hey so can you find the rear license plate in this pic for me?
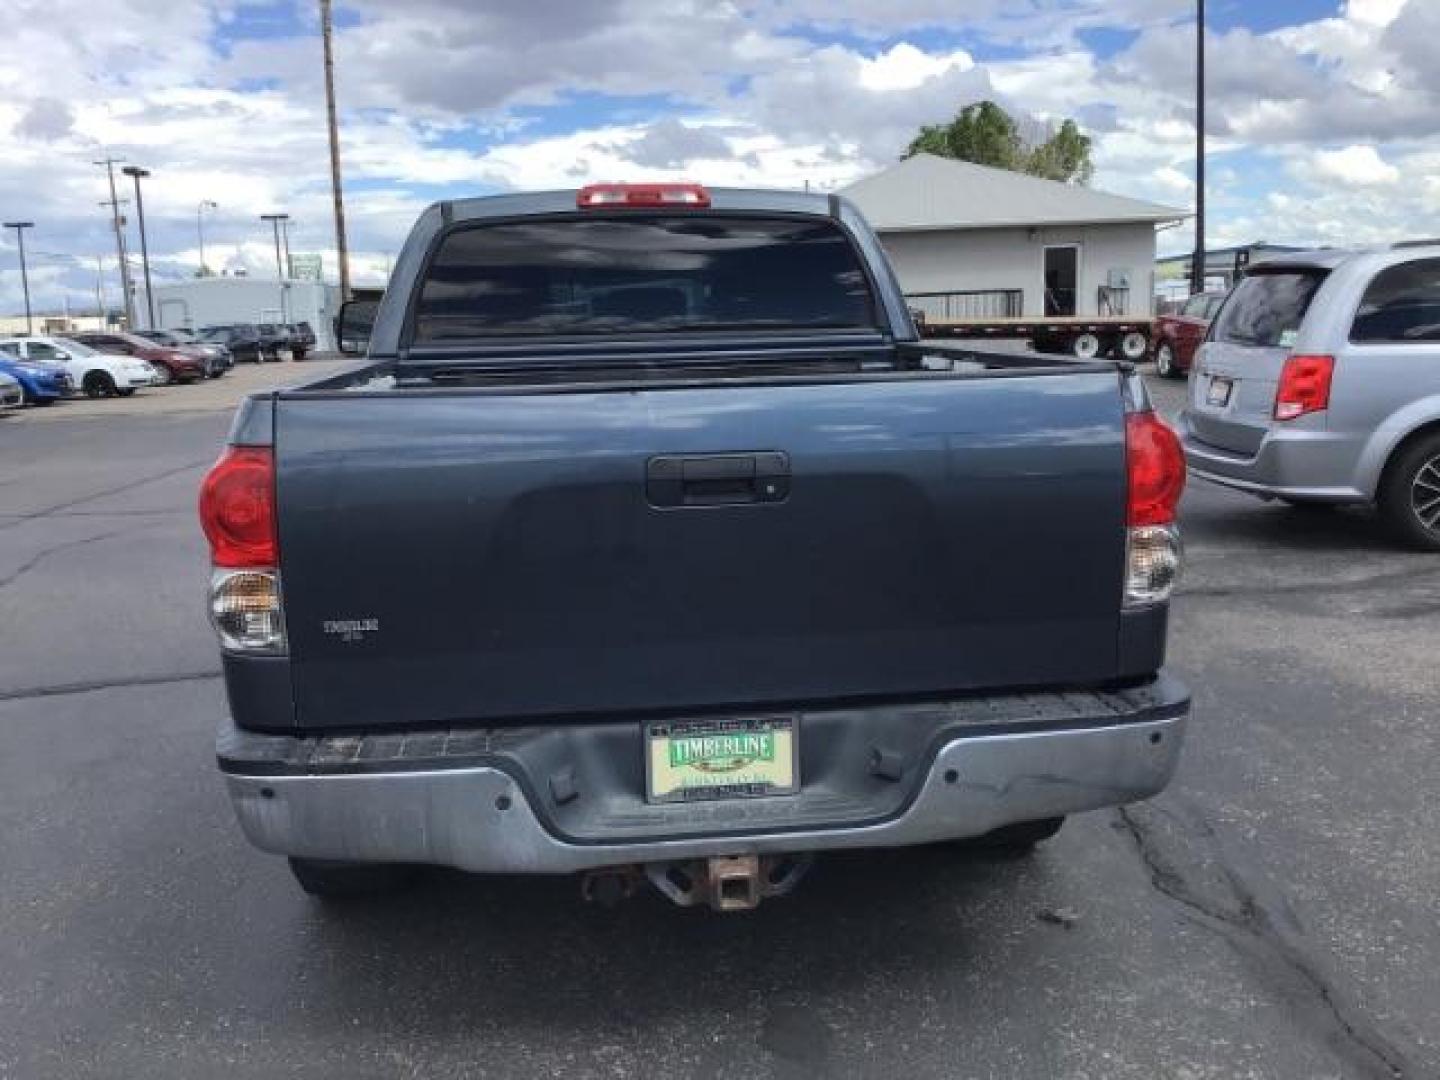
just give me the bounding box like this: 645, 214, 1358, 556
1206, 376, 1233, 407
645, 716, 799, 803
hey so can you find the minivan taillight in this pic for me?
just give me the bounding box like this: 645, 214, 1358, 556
1124, 411, 1185, 607
200, 447, 285, 652
1274, 354, 1334, 421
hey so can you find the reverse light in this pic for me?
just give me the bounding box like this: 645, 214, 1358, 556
577, 183, 711, 209
1274, 354, 1334, 421
1124, 411, 1185, 607
199, 446, 276, 568
210, 569, 286, 653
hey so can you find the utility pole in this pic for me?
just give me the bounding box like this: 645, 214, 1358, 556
261, 213, 290, 322
94, 156, 135, 326
122, 166, 155, 328
197, 199, 217, 276
1191, 0, 1206, 296
320, 0, 351, 298
3, 222, 34, 334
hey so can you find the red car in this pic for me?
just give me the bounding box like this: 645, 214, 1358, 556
1152, 291, 1227, 379
69, 331, 207, 384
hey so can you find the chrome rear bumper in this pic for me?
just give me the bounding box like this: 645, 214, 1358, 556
221, 680, 1188, 873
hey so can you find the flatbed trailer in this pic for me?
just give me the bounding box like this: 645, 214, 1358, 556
916, 314, 1153, 361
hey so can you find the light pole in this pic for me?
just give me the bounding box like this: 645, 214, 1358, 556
1191, 0, 1206, 296
95, 157, 136, 327
3, 221, 34, 335
281, 217, 293, 278
197, 199, 218, 277
260, 212, 290, 322
320, 0, 351, 298
122, 166, 155, 328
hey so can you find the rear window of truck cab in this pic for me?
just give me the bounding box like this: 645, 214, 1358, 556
411, 216, 877, 341
1211, 270, 1327, 348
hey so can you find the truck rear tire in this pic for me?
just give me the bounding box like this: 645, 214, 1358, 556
287, 857, 417, 899
1117, 331, 1149, 362
1071, 333, 1103, 360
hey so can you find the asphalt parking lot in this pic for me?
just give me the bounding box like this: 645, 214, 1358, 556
1, 365, 1436, 1079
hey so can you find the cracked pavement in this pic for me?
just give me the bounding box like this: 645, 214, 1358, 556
0, 374, 1436, 1078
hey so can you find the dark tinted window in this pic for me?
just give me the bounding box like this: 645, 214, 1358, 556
413, 215, 875, 341
1351, 259, 1440, 343
1212, 271, 1326, 347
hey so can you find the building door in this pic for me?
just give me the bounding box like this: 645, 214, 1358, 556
1044, 246, 1079, 317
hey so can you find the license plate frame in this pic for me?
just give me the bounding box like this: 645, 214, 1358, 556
1206, 376, 1234, 408
644, 715, 800, 804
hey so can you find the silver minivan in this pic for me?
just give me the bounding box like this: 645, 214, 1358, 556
1179, 244, 1440, 549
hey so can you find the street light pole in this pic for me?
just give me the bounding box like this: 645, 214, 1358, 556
320, 0, 352, 298
260, 213, 290, 322
281, 217, 293, 278
3, 222, 34, 334
122, 166, 155, 329
1191, 0, 1206, 296
95, 157, 136, 327
197, 200, 218, 277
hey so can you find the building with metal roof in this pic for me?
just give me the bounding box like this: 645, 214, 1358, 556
841, 153, 1187, 320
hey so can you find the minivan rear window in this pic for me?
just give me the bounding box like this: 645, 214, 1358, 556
1210, 271, 1327, 348
412, 216, 876, 341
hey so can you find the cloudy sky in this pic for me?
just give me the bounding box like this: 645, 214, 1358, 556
0, 0, 1435, 314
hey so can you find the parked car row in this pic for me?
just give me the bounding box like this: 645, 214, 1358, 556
0, 320, 322, 414
0, 330, 216, 409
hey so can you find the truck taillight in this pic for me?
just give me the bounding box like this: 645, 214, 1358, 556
577, 183, 711, 209
1126, 412, 1185, 527
1274, 354, 1333, 421
200, 446, 276, 568
200, 447, 285, 652
1124, 411, 1184, 607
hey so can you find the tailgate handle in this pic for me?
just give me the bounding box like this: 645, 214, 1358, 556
646, 453, 790, 508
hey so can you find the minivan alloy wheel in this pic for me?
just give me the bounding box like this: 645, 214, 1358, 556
1411, 455, 1440, 532
1379, 432, 1440, 551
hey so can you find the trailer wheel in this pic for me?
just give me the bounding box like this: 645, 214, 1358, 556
1117, 331, 1149, 362
1071, 332, 1103, 360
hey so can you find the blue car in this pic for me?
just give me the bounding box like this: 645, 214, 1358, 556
0, 349, 71, 405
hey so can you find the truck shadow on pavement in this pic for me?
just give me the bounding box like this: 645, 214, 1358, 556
289, 844, 1050, 1045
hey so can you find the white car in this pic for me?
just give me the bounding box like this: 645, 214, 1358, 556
0, 371, 22, 411
0, 335, 158, 398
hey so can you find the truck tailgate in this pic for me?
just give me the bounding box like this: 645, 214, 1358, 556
274, 372, 1126, 730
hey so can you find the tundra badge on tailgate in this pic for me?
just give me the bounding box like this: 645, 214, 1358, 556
323, 618, 379, 643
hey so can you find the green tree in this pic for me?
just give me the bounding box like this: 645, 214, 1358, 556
905, 101, 1093, 185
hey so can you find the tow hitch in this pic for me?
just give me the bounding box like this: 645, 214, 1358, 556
583, 854, 814, 911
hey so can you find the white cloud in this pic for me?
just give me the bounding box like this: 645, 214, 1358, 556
1311, 145, 1400, 186
856, 43, 973, 91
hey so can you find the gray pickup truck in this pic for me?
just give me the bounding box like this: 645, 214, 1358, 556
203, 183, 1190, 911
